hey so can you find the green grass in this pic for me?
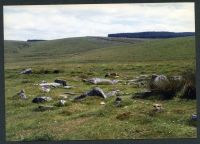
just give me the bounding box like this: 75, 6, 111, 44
4, 36, 196, 141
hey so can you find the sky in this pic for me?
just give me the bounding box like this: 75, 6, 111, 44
3, 3, 195, 41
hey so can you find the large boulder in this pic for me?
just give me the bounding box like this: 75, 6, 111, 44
149, 74, 170, 92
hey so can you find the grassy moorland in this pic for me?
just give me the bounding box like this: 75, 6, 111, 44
4, 36, 196, 141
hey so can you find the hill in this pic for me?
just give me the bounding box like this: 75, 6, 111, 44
4, 36, 146, 64
4, 36, 195, 65
108, 32, 195, 39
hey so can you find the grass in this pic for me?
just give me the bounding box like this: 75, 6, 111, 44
4, 36, 197, 141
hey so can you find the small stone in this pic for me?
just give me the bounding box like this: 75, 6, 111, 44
191, 114, 197, 121
58, 100, 66, 106
153, 103, 163, 112
17, 89, 27, 99
40, 85, 50, 92
63, 86, 74, 89
100, 101, 106, 105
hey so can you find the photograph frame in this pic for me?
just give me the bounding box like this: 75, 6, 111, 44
0, 0, 199, 143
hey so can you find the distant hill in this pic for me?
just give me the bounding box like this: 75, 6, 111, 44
4, 36, 195, 65
108, 32, 195, 39
27, 39, 47, 42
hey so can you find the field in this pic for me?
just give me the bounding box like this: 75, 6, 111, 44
4, 36, 197, 141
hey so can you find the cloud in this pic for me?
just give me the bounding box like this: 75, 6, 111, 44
3, 3, 195, 40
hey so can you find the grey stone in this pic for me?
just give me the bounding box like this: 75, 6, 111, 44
54, 79, 67, 86
191, 114, 197, 121
32, 96, 52, 103
20, 68, 32, 74
17, 89, 27, 99
149, 74, 170, 91
39, 82, 61, 88
83, 78, 118, 85
58, 100, 66, 106
74, 87, 107, 100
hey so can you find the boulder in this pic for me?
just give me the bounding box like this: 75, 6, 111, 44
54, 79, 67, 86
57, 100, 66, 106
149, 74, 170, 91
114, 96, 122, 107
83, 78, 118, 85
17, 89, 27, 99
40, 85, 50, 92
32, 96, 52, 103
20, 68, 32, 74
153, 103, 164, 112
191, 114, 197, 121
39, 82, 61, 88
74, 87, 107, 100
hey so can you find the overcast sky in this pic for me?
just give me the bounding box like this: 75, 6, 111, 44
3, 3, 195, 41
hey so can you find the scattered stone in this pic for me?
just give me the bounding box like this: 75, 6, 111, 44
32, 96, 52, 103
115, 96, 122, 107
64, 86, 74, 89
191, 114, 197, 121
57, 100, 66, 106
40, 85, 50, 92
17, 89, 27, 99
54, 79, 67, 86
83, 78, 119, 85
153, 103, 164, 112
74, 87, 107, 100
37, 105, 54, 111
20, 68, 32, 74
100, 101, 106, 105
39, 82, 61, 88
